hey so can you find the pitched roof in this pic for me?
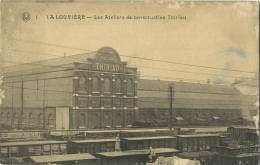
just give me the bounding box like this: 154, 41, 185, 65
3, 52, 96, 75
137, 79, 243, 109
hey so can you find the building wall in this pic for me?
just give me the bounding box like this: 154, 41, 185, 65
0, 69, 74, 129
71, 62, 138, 129
136, 108, 242, 126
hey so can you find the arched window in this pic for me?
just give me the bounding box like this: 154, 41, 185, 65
126, 79, 133, 95
115, 79, 121, 93
92, 77, 99, 92
103, 78, 111, 93
79, 76, 86, 91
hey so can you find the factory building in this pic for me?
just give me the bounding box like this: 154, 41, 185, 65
0, 47, 256, 130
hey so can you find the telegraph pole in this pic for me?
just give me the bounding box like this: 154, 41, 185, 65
169, 85, 174, 131
18, 80, 24, 129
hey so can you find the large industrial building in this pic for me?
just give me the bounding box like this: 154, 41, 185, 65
0, 47, 257, 130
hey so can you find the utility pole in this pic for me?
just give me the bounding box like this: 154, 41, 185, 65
19, 80, 24, 129
169, 85, 174, 131
43, 80, 46, 129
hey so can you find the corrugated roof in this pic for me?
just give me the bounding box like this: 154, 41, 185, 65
30, 153, 97, 163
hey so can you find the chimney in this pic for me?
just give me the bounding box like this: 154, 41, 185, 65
207, 79, 211, 84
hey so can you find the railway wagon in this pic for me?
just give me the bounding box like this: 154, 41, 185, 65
96, 148, 179, 165
68, 139, 116, 154
215, 145, 259, 165
227, 126, 258, 141
176, 134, 221, 165
121, 136, 176, 150
0, 140, 67, 158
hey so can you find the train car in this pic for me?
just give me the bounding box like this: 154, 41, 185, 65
215, 145, 259, 165
95, 148, 179, 165
121, 136, 176, 150
0, 140, 67, 158
68, 139, 116, 154
227, 126, 257, 141
176, 134, 221, 165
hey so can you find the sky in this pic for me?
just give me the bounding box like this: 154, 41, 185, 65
0, 1, 259, 85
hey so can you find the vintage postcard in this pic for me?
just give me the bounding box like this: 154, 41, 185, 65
0, 1, 259, 165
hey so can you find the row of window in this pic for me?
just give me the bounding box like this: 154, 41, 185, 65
78, 110, 135, 128
77, 97, 136, 108
0, 112, 54, 127
77, 76, 135, 94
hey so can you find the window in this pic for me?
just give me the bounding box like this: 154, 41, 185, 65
47, 114, 54, 127
103, 78, 111, 93
28, 113, 33, 126
115, 79, 121, 93
78, 97, 88, 107
102, 98, 112, 108
114, 98, 121, 107
0, 112, 3, 123
125, 99, 134, 108
91, 98, 100, 108
38, 113, 43, 128
79, 113, 86, 127
7, 113, 10, 122
92, 77, 100, 92
79, 76, 86, 92
13, 113, 18, 126
126, 79, 134, 95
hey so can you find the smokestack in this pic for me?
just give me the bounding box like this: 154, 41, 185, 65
207, 79, 211, 84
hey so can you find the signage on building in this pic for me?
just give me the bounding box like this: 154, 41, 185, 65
94, 63, 123, 72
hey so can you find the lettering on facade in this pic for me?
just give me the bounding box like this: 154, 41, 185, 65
94, 63, 123, 72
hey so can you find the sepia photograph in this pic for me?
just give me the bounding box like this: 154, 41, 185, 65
0, 1, 259, 165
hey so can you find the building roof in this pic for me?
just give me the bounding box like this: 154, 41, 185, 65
71, 138, 116, 144
137, 79, 243, 109
138, 79, 240, 95
0, 140, 67, 147
122, 136, 176, 141
3, 52, 95, 77
3, 47, 127, 77
30, 153, 97, 163
178, 151, 218, 158
176, 134, 220, 138
235, 152, 259, 158
96, 148, 179, 157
